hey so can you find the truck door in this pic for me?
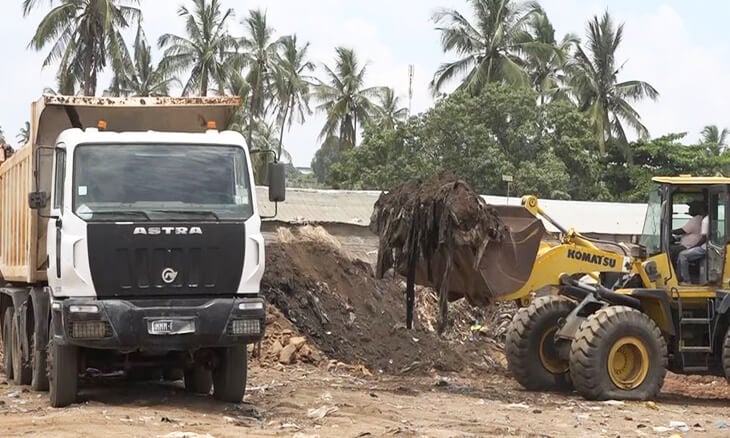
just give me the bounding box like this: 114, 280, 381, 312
706, 186, 727, 285
47, 145, 66, 284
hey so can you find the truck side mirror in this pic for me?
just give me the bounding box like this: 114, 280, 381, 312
28, 191, 48, 210
268, 161, 286, 203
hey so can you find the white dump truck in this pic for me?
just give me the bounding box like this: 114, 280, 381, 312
0, 95, 285, 407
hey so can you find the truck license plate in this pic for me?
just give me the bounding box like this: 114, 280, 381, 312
148, 319, 195, 335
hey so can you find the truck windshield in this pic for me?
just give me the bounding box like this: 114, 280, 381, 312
638, 184, 662, 256
73, 144, 253, 221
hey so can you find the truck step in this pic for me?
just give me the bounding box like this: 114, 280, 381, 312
680, 318, 711, 325
679, 346, 712, 353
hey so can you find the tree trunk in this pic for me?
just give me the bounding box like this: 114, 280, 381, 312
201, 72, 208, 97
277, 91, 293, 159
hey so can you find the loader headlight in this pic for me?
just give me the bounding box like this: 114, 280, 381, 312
70, 320, 112, 338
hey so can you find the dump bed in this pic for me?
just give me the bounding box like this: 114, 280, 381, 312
0, 95, 241, 284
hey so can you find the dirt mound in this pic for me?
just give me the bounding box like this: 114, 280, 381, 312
261, 226, 507, 375
369, 171, 507, 332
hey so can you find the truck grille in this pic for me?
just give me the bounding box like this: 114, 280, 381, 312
87, 222, 245, 298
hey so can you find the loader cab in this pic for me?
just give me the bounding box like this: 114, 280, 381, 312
641, 176, 730, 287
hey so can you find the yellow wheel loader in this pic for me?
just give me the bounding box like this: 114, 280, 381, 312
492, 176, 730, 401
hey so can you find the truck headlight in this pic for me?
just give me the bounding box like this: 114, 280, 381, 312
238, 301, 264, 311
70, 321, 112, 338
69, 304, 99, 313
228, 319, 260, 335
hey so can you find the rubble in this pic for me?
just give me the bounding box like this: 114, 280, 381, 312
260, 225, 508, 375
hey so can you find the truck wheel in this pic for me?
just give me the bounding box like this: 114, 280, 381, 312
212, 347, 247, 403
569, 306, 667, 401
505, 296, 574, 391
11, 313, 32, 385
47, 338, 79, 407
184, 366, 212, 394
31, 329, 49, 391
3, 308, 14, 381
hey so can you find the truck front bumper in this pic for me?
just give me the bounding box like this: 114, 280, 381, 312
50, 296, 266, 352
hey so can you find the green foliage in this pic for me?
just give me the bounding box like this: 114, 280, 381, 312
327, 120, 438, 189
326, 83, 604, 199
606, 133, 730, 202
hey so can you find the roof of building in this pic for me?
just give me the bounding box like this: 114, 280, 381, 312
256, 187, 651, 236
652, 176, 730, 185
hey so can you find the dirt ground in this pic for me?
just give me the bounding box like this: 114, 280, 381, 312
2, 226, 730, 437
1, 367, 730, 437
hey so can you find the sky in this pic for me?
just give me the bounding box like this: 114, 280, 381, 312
2, 1, 730, 167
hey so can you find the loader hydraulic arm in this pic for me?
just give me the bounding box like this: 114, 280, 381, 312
489, 195, 639, 303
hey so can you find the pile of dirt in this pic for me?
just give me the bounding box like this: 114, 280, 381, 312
261, 226, 507, 375
369, 171, 507, 332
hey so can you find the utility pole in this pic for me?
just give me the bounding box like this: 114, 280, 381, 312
502, 174, 513, 204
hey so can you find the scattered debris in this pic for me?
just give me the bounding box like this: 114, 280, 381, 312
307, 405, 338, 420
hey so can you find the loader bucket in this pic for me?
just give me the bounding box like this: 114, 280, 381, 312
478, 205, 545, 298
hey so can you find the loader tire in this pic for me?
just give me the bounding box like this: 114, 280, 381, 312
505, 296, 574, 392
721, 326, 730, 383
569, 306, 667, 401
3, 308, 14, 380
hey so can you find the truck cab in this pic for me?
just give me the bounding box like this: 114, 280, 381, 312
0, 95, 285, 407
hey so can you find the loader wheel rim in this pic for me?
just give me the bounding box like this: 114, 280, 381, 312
539, 327, 569, 374
608, 336, 649, 390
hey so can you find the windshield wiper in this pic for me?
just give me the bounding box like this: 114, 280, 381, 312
86, 210, 151, 220
150, 210, 221, 221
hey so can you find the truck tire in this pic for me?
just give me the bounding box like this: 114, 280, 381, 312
11, 314, 32, 385
505, 296, 575, 392
184, 366, 212, 394
3, 308, 14, 381
569, 306, 667, 401
212, 347, 247, 403
31, 329, 49, 391
47, 338, 79, 407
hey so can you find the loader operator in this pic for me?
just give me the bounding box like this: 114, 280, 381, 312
671, 200, 708, 284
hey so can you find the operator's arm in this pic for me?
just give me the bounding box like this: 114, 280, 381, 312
697, 216, 709, 246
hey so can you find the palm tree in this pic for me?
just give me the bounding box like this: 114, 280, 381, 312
700, 125, 730, 156
430, 0, 543, 96
158, 0, 236, 96
23, 0, 142, 96
272, 35, 314, 157
515, 13, 578, 104
236, 9, 282, 150
106, 25, 179, 97
568, 11, 659, 158
17, 122, 31, 145
314, 47, 385, 150
372, 88, 408, 130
